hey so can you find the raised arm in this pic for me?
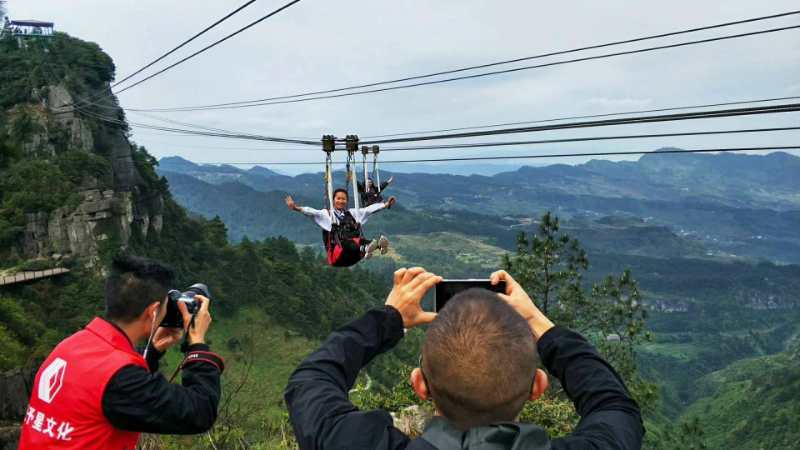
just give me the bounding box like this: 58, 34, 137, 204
286, 195, 332, 231
284, 268, 440, 450
351, 196, 396, 224
285, 195, 303, 212
490, 270, 644, 450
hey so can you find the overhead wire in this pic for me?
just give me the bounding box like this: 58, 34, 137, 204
363, 95, 800, 139
378, 127, 800, 151
180, 146, 800, 165
361, 102, 800, 145
128, 110, 318, 143
111, 0, 262, 89
113, 0, 303, 96
70, 104, 319, 145
125, 14, 800, 112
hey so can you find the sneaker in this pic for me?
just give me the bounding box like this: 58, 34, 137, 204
364, 240, 380, 259
378, 236, 390, 255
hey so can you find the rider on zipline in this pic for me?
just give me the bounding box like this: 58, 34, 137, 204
357, 176, 394, 207
285, 189, 396, 267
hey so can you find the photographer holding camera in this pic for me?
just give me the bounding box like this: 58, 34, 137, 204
18, 255, 224, 450
285, 267, 643, 450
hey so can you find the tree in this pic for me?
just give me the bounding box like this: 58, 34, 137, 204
501, 212, 588, 324
503, 211, 657, 419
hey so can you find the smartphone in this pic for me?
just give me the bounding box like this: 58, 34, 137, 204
435, 279, 507, 312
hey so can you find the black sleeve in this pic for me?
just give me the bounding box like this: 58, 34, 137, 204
357, 180, 365, 192
284, 306, 411, 450
102, 344, 223, 435
541, 327, 644, 450
380, 180, 390, 190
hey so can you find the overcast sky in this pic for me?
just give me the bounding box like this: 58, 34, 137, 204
9, 0, 800, 174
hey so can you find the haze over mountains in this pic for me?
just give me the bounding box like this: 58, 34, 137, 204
158, 150, 800, 264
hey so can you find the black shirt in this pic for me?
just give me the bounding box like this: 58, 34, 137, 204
284, 306, 644, 450
100, 321, 222, 435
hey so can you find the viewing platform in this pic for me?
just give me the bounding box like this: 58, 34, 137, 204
0, 268, 70, 286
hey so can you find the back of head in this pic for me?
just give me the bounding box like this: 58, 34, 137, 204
422, 288, 537, 430
104, 255, 175, 324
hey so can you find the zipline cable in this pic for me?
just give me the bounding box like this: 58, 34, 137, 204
71, 104, 318, 145
378, 127, 800, 151
113, 0, 303, 96
361, 102, 800, 145
181, 146, 800, 165
363, 95, 800, 139
111, 0, 262, 89
128, 110, 318, 143
127, 18, 800, 112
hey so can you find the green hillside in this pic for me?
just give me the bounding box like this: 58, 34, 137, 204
680, 339, 800, 450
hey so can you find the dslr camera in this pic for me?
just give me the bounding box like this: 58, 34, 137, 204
160, 283, 210, 328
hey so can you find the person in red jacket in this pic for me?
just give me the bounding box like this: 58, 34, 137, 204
18, 255, 224, 450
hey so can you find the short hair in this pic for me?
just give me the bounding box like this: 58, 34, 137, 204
104, 255, 175, 323
422, 288, 538, 430
333, 188, 348, 199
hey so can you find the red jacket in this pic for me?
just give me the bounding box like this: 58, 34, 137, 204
18, 318, 148, 450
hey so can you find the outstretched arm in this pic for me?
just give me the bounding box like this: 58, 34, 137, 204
285, 195, 303, 212
286, 196, 332, 231
351, 196, 396, 224
491, 270, 644, 450
284, 268, 440, 450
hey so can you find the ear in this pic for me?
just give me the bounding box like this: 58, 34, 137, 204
143, 301, 161, 321
410, 368, 430, 401
529, 369, 549, 401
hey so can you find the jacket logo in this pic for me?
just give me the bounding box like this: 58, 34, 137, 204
38, 358, 67, 404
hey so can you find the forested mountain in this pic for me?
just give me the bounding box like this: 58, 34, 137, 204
159, 153, 800, 264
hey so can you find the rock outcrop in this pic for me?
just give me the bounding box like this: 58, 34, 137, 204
17, 85, 164, 265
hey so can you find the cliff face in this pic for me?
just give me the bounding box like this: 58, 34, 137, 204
1, 46, 164, 266
14, 85, 163, 265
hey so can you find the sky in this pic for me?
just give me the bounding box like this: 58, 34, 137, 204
8, 0, 800, 175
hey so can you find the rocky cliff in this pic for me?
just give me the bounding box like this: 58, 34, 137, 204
0, 34, 164, 267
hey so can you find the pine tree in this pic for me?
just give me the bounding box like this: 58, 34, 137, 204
503, 211, 658, 419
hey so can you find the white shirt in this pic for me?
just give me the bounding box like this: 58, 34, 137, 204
300, 202, 386, 232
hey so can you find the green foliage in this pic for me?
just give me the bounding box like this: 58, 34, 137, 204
679, 345, 800, 450
501, 212, 588, 320
502, 211, 658, 428
517, 393, 579, 439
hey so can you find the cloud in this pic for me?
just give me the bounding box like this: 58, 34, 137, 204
9, 0, 800, 171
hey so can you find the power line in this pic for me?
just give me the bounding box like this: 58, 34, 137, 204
378, 127, 800, 151
180, 146, 800, 165
113, 0, 303, 96
362, 102, 800, 145
363, 95, 800, 139
126, 15, 800, 112
111, 0, 261, 89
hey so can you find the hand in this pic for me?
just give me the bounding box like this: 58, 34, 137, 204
386, 176, 394, 185
385, 267, 441, 328
385, 196, 397, 209
490, 270, 554, 340
285, 196, 299, 211
187, 295, 212, 345
152, 326, 184, 353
